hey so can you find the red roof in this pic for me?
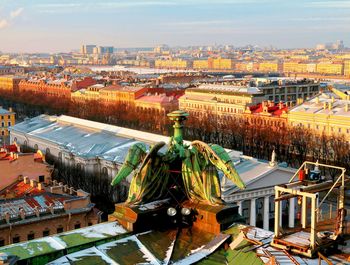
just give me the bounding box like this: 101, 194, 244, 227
0, 181, 44, 199
249, 102, 288, 117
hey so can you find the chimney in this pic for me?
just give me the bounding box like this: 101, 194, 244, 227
9, 107, 13, 112
23, 176, 29, 184
328, 102, 333, 110
37, 183, 43, 191
323, 102, 327, 109
19, 208, 25, 220
315, 97, 320, 104
34, 206, 40, 217
30, 179, 37, 188
49, 203, 54, 214
279, 101, 283, 110
4, 212, 10, 224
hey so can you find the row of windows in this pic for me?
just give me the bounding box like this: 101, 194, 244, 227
0, 115, 12, 120
293, 122, 350, 134
0, 227, 62, 246
1, 121, 11, 127
182, 103, 244, 114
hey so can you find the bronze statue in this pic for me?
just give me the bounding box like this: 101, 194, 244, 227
111, 110, 246, 205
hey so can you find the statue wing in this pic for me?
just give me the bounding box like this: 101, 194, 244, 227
136, 141, 166, 175
191, 140, 246, 190
111, 142, 147, 186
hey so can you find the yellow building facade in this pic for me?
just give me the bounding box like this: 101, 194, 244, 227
0, 107, 15, 137
178, 84, 265, 116
211, 58, 233, 70
316, 62, 344, 75
0, 76, 22, 93
344, 60, 350, 77
259, 61, 280, 72
286, 91, 350, 140
155, 59, 188, 69
193, 60, 209, 69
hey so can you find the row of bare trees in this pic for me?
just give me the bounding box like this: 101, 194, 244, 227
1, 89, 350, 174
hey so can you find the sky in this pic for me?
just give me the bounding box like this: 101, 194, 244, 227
0, 0, 350, 53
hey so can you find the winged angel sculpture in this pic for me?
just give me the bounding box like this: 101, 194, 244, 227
111, 111, 246, 206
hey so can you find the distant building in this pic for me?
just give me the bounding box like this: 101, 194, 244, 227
286, 90, 350, 140
244, 100, 288, 129
316, 62, 344, 75
178, 84, 265, 116
0, 66, 25, 76
99, 85, 148, 105
343, 60, 350, 77
71, 84, 105, 102
0, 75, 23, 93
18, 79, 72, 99
81, 44, 96, 54
135, 94, 178, 114
155, 59, 190, 69
258, 61, 281, 72
255, 78, 320, 103
0, 107, 15, 138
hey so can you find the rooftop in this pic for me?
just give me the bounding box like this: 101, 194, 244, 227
0, 107, 14, 115
189, 84, 263, 95
289, 92, 350, 117
10, 115, 172, 163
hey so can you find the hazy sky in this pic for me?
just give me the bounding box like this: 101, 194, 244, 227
0, 0, 350, 53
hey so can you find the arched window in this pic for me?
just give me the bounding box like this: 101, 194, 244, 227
101, 167, 108, 177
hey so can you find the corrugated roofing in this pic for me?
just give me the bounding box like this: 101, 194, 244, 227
10, 115, 173, 163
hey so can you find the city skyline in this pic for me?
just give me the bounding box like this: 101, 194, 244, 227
0, 0, 350, 53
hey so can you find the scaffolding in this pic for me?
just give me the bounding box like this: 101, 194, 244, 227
271, 161, 348, 258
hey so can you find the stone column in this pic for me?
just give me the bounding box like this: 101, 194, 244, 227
250, 198, 256, 226
288, 197, 295, 228
237, 201, 243, 216
263, 196, 270, 230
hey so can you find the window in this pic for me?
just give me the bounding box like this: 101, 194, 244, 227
39, 175, 45, 182
57, 227, 64, 234
0, 238, 4, 247
43, 229, 50, 237
74, 223, 81, 229
12, 236, 20, 243
8, 121, 11, 127
88, 222, 93, 226
27, 232, 35, 241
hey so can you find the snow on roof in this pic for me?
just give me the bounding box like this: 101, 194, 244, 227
0, 221, 127, 260
193, 84, 263, 95
290, 92, 350, 117
11, 115, 173, 163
